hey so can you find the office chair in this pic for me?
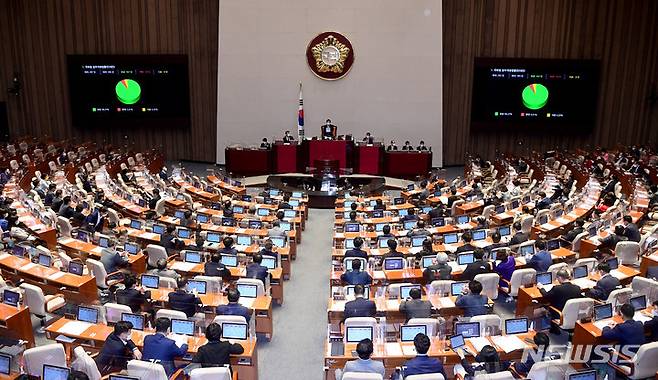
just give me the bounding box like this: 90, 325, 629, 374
23, 344, 66, 377
474, 273, 500, 300
607, 342, 658, 379
189, 366, 235, 380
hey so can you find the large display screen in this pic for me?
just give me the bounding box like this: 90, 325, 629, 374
471, 58, 599, 131
67, 55, 190, 128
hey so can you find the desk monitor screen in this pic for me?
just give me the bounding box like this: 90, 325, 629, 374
38, 254, 52, 267
284, 210, 296, 219
588, 225, 597, 237
171, 319, 195, 336
394, 197, 405, 205
279, 221, 292, 231
456, 215, 470, 225
555, 209, 564, 218
121, 313, 145, 330
222, 322, 248, 340
289, 201, 300, 209
421, 256, 435, 269
372, 210, 384, 218
345, 286, 369, 299
449, 334, 465, 350
400, 285, 422, 299
130, 219, 142, 230
538, 215, 548, 225
522, 195, 531, 204
606, 257, 619, 270
185, 251, 202, 264
398, 209, 408, 217
375, 223, 386, 232
152, 224, 166, 235
403, 221, 417, 231
455, 322, 480, 338
630, 295, 647, 311
431, 217, 445, 227
241, 195, 252, 202
369, 200, 378, 207
0, 354, 10, 375
573, 265, 588, 279
177, 228, 191, 239
400, 325, 426, 342
411, 236, 426, 247
451, 282, 469, 296
99, 236, 110, 248
77, 230, 90, 242
12, 245, 26, 257
546, 239, 561, 251
249, 220, 263, 229
345, 223, 360, 233
594, 303, 613, 321
78, 306, 99, 324
3, 290, 19, 307
43, 364, 70, 380
196, 214, 209, 224
343, 211, 352, 219
237, 235, 251, 246
269, 189, 280, 197
498, 226, 511, 237
378, 238, 390, 248
257, 208, 270, 216
292, 191, 303, 198
221, 217, 235, 226
407, 184, 415, 191
232, 206, 244, 214
271, 236, 285, 248
174, 210, 185, 219
141, 274, 159, 289
457, 253, 475, 266
68, 261, 84, 276
472, 229, 487, 241
384, 258, 404, 271
505, 317, 529, 335
124, 242, 139, 255
495, 205, 506, 215
137, 198, 146, 208
176, 194, 186, 201
345, 239, 355, 249
187, 280, 207, 294
221, 254, 238, 267
422, 207, 432, 214
261, 256, 276, 270
344, 258, 361, 271
536, 272, 553, 285
264, 197, 274, 205
237, 283, 258, 298
519, 244, 535, 256
568, 370, 597, 380
346, 326, 373, 343
511, 200, 520, 209
444, 233, 459, 244
207, 232, 221, 243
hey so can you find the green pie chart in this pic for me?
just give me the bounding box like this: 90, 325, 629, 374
522, 83, 549, 110
115, 79, 141, 105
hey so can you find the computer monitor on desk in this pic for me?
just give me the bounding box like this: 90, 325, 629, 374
505, 317, 529, 335
451, 281, 469, 296
455, 321, 480, 338
568, 370, 597, 380
68, 261, 84, 275
222, 322, 248, 340
43, 364, 70, 380
121, 313, 145, 330
593, 303, 613, 321
3, 290, 19, 307
383, 258, 404, 271
400, 325, 426, 342
141, 274, 159, 289
171, 319, 195, 336
0, 354, 10, 375
346, 326, 373, 343
400, 284, 422, 299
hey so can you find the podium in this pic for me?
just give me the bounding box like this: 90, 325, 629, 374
355, 144, 384, 175
273, 142, 299, 173
305, 139, 353, 170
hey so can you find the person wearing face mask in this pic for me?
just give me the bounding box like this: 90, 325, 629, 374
321, 118, 337, 140
282, 130, 294, 143
95, 321, 142, 374
416, 140, 428, 151
386, 140, 398, 151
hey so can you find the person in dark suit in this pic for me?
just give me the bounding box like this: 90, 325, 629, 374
379, 224, 394, 240
455, 232, 476, 254
84, 206, 105, 233
43, 184, 56, 206
58, 196, 75, 218
509, 222, 529, 246
148, 188, 161, 210
373, 199, 387, 211
259, 138, 271, 149
192, 323, 244, 370
345, 237, 368, 259
160, 224, 179, 254
535, 191, 552, 210
219, 236, 238, 256
423, 252, 452, 282
114, 274, 150, 313
402, 333, 447, 379
386, 140, 398, 151
168, 279, 202, 318
341, 259, 372, 286
95, 321, 142, 375
282, 130, 294, 143
622, 215, 641, 242
100, 248, 129, 274
399, 288, 432, 320
602, 303, 646, 355
245, 254, 269, 285
461, 249, 491, 281
321, 119, 337, 139
456, 344, 511, 379
599, 225, 627, 254
538, 269, 582, 319
446, 187, 460, 208
402, 141, 413, 151
645, 300, 658, 343
216, 288, 252, 323
428, 202, 446, 220
401, 208, 420, 223
455, 280, 489, 317
142, 317, 188, 376
344, 284, 376, 319
416, 141, 428, 151
562, 219, 586, 242
204, 253, 231, 279
259, 240, 278, 261
511, 332, 557, 377
587, 262, 620, 300
526, 239, 552, 273
383, 239, 403, 260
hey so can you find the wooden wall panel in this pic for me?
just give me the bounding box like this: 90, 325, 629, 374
0, 0, 218, 162
443, 0, 658, 165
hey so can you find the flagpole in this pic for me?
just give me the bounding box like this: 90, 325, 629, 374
297, 82, 305, 141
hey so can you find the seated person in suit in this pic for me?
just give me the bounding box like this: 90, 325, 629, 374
246, 254, 269, 285
386, 140, 398, 151
455, 280, 489, 317
423, 252, 452, 282
341, 259, 372, 286
645, 300, 658, 342
379, 224, 394, 239
415, 238, 435, 262
407, 220, 431, 238
204, 253, 231, 279
374, 198, 387, 211
401, 208, 419, 222
383, 239, 403, 260
259, 239, 278, 260
344, 284, 376, 319
486, 231, 507, 254
461, 248, 491, 281
399, 287, 433, 320
282, 130, 294, 143
538, 269, 582, 320
114, 274, 150, 313
192, 323, 244, 370
100, 247, 129, 274
587, 262, 620, 301
216, 288, 252, 323
268, 221, 287, 237
602, 303, 646, 355
335, 338, 385, 380
259, 138, 270, 149
344, 211, 359, 226
402, 141, 413, 151
511, 332, 557, 377
455, 232, 476, 254
219, 236, 238, 255
598, 225, 627, 255
149, 258, 182, 281
526, 239, 552, 272
402, 333, 447, 379
562, 219, 586, 242
180, 210, 195, 228
142, 317, 188, 376
428, 202, 447, 220
168, 279, 203, 318
416, 140, 428, 151
160, 224, 181, 254
95, 321, 142, 374
509, 221, 529, 245
362, 132, 374, 144
345, 237, 368, 259
494, 250, 516, 288
446, 187, 460, 208
455, 344, 511, 379
535, 191, 552, 210
321, 119, 337, 139
278, 193, 293, 210
622, 215, 641, 242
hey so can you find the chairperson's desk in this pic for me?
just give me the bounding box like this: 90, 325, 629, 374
46, 318, 259, 380
0, 303, 34, 348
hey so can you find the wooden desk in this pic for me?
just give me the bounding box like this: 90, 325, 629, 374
172, 177, 221, 203
11, 201, 57, 249
641, 253, 658, 276
0, 253, 98, 305
455, 201, 485, 215
0, 303, 34, 348
206, 175, 246, 196
46, 318, 259, 380
58, 237, 147, 274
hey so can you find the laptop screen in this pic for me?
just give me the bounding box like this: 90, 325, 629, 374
457, 253, 475, 265
283, 210, 296, 218
398, 209, 408, 216
375, 223, 386, 232
630, 295, 647, 311
121, 313, 145, 330
152, 224, 166, 235
249, 220, 263, 229
495, 205, 506, 214
505, 317, 529, 335
384, 258, 404, 270
606, 257, 619, 270
43, 365, 70, 380
141, 274, 159, 289
171, 319, 195, 335
568, 370, 597, 380
222, 322, 248, 340
546, 239, 561, 251
3, 290, 19, 307
232, 206, 244, 214
400, 325, 427, 342
444, 233, 459, 244
431, 218, 445, 227
573, 265, 588, 279
0, 354, 10, 375
536, 272, 552, 285
124, 242, 139, 255
77, 306, 99, 324
451, 282, 469, 296
455, 322, 480, 338
394, 197, 405, 205
345, 223, 360, 233
411, 236, 426, 247
279, 221, 291, 231
345, 239, 355, 249
346, 326, 373, 343
345, 286, 370, 299
421, 256, 435, 269
257, 208, 270, 216
472, 229, 486, 241
77, 230, 89, 242
187, 280, 207, 294
38, 254, 52, 267
207, 232, 221, 243
221, 254, 238, 267
594, 303, 613, 321
177, 228, 191, 239
185, 251, 202, 263
237, 235, 251, 246
261, 256, 276, 270
99, 236, 110, 248
449, 334, 465, 350
400, 285, 422, 299
68, 261, 84, 275
498, 226, 511, 236
456, 215, 470, 224
403, 221, 417, 230
292, 192, 303, 198
511, 200, 520, 209
372, 210, 384, 218
196, 214, 209, 223
519, 244, 535, 256
174, 210, 186, 219
237, 283, 258, 298
221, 217, 235, 226
130, 219, 142, 230
271, 237, 285, 248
